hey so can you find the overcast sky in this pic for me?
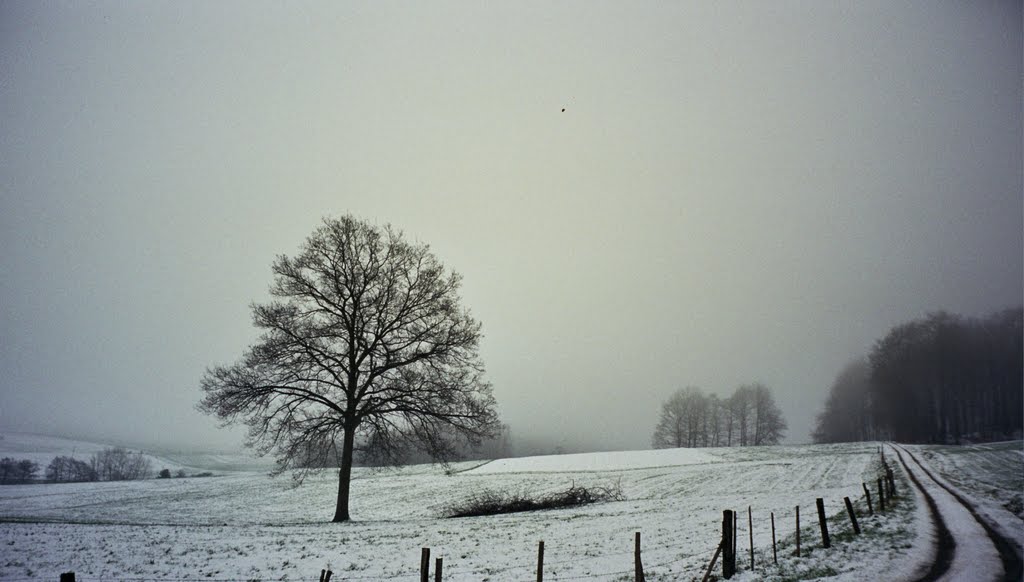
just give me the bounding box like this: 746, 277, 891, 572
1, 2, 1021, 454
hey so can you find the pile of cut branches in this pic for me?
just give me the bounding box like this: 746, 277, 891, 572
446, 481, 623, 518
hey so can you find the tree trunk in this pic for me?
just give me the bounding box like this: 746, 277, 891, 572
332, 425, 356, 522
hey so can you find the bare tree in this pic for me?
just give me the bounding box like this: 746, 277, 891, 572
730, 386, 755, 446
705, 394, 724, 447
653, 388, 684, 448
0, 458, 39, 484
90, 447, 152, 481
652, 387, 709, 448
653, 385, 785, 449
750, 383, 787, 445
45, 456, 97, 483
199, 215, 499, 522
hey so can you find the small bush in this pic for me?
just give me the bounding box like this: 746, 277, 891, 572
446, 481, 623, 518
158, 468, 172, 479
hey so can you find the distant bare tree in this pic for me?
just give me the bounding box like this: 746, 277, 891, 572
652, 390, 685, 448
730, 386, 755, 446
45, 456, 97, 483
0, 458, 39, 484
199, 215, 499, 522
751, 383, 787, 445
652, 387, 708, 448
653, 384, 786, 449
90, 447, 151, 481
705, 394, 724, 447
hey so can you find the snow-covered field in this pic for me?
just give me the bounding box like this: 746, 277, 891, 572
0, 434, 1017, 581
912, 441, 1024, 572
917, 441, 1024, 522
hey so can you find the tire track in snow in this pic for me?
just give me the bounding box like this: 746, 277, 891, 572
893, 444, 1022, 582
892, 446, 956, 581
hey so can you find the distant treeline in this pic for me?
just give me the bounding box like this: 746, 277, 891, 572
652, 383, 787, 448
813, 307, 1023, 444
0, 458, 39, 484
0, 447, 153, 484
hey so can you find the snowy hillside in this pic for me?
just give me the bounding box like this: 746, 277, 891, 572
467, 446, 720, 474
0, 432, 269, 474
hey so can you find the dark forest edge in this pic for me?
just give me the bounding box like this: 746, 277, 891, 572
813, 307, 1022, 444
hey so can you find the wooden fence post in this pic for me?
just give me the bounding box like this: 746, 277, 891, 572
733, 510, 738, 562
320, 569, 326, 582
60, 574, 75, 582
862, 483, 874, 515
878, 478, 886, 511
747, 506, 754, 570
420, 548, 430, 582
537, 540, 544, 582
702, 542, 723, 582
435, 557, 443, 582
634, 531, 645, 582
887, 468, 897, 497
795, 505, 801, 558
771, 511, 777, 564
844, 497, 861, 534
816, 498, 831, 548
723, 510, 735, 579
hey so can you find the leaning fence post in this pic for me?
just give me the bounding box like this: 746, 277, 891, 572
862, 483, 874, 515
771, 511, 777, 564
702, 542, 723, 582
320, 569, 327, 582
324, 571, 333, 582
723, 510, 735, 579
816, 498, 831, 548
634, 531, 645, 582
795, 505, 801, 557
537, 540, 544, 582
420, 548, 430, 582
435, 557, 443, 582
878, 478, 886, 511
844, 496, 861, 534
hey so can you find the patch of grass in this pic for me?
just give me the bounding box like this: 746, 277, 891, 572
445, 481, 624, 518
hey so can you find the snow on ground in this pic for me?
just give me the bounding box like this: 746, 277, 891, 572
467, 447, 721, 474
0, 440, 942, 581
906, 442, 1024, 578
897, 447, 1002, 582
914, 441, 1024, 550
